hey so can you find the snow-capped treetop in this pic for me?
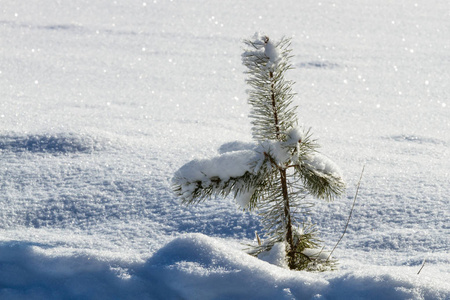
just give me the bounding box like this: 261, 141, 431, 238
241, 32, 284, 72
242, 34, 297, 142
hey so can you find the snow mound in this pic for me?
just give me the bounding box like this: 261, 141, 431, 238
0, 234, 448, 300
138, 233, 329, 299
139, 234, 449, 300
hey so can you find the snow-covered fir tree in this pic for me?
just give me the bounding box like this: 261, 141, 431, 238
172, 33, 345, 271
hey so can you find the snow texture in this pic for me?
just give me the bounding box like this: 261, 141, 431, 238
0, 0, 449, 299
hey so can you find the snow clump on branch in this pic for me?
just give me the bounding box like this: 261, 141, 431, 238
241, 32, 284, 71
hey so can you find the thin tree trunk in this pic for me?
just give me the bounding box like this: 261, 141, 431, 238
269, 67, 295, 269
280, 168, 295, 269
270, 71, 280, 140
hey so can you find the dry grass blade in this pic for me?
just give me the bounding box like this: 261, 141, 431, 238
327, 165, 365, 262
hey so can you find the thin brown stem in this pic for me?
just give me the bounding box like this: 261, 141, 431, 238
266, 45, 295, 268
280, 168, 295, 269
269, 71, 280, 140
264, 152, 279, 169
417, 259, 426, 275
263, 152, 295, 269
327, 165, 365, 262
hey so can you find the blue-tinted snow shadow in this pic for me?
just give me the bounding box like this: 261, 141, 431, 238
0, 241, 177, 300
0, 133, 105, 155
297, 60, 341, 70
156, 197, 263, 240
386, 134, 447, 146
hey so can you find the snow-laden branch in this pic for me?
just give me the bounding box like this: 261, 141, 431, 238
295, 152, 346, 201
173, 127, 344, 208
172, 149, 267, 206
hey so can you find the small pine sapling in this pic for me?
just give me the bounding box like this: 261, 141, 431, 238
172, 33, 345, 271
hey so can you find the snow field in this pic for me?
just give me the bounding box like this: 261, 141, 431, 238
0, 0, 449, 299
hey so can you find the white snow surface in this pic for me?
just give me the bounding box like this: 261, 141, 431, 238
1, 0, 449, 299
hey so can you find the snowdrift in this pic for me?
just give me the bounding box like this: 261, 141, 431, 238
1, 234, 448, 300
